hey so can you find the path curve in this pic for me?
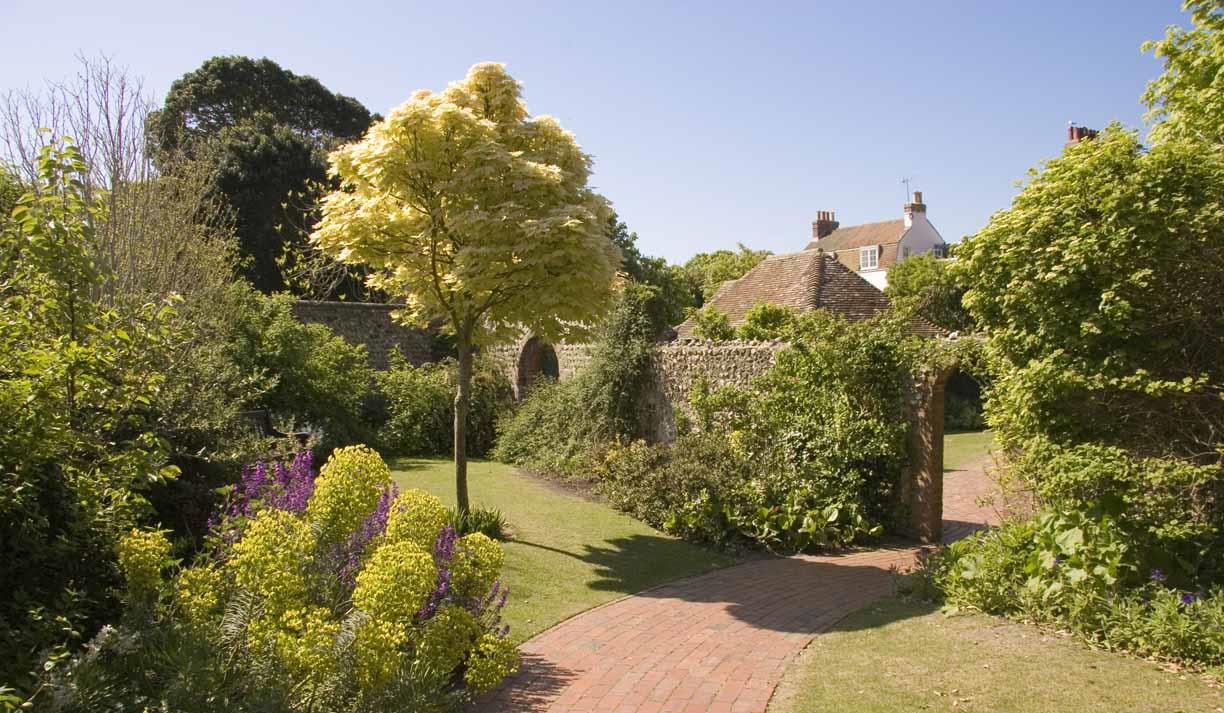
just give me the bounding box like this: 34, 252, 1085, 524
477, 461, 1001, 713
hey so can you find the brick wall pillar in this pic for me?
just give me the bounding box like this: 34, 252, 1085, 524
900, 367, 953, 543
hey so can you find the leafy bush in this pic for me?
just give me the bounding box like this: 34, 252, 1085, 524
943, 77, 1224, 669
494, 283, 662, 477
735, 302, 798, 341
684, 304, 735, 340
0, 141, 183, 688
25, 446, 519, 711
933, 506, 1224, 670
376, 354, 513, 457
737, 311, 918, 527
226, 288, 376, 450
592, 310, 920, 552
595, 433, 878, 551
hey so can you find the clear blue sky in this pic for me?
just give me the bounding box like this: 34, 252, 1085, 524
3, 0, 1188, 263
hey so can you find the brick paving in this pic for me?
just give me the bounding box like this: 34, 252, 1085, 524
476, 461, 1001, 713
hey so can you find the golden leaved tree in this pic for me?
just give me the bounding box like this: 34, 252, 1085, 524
312, 63, 619, 512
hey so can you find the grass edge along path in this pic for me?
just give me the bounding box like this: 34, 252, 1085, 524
390, 458, 738, 642
767, 597, 1223, 713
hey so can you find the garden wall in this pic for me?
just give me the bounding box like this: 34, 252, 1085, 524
290, 300, 434, 370
639, 339, 786, 442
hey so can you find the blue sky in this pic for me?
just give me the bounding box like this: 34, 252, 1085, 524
3, 1, 1188, 263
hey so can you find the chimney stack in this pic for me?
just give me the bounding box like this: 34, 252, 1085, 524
812, 210, 839, 241
903, 191, 926, 227
1066, 124, 1099, 146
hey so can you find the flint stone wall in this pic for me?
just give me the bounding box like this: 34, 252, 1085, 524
640, 339, 787, 442
290, 301, 433, 370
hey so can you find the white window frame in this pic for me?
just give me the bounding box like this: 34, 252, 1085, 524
859, 245, 879, 270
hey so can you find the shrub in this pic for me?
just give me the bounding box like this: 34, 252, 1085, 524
593, 308, 915, 553
492, 377, 595, 477
495, 283, 662, 477
0, 141, 183, 688
684, 304, 735, 340
735, 302, 798, 341
24, 445, 518, 712
226, 288, 376, 450
596, 430, 881, 552
934, 506, 1224, 670
376, 353, 513, 457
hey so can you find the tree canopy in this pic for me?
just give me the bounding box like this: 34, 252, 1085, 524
683, 243, 771, 301
604, 213, 699, 326
959, 124, 1224, 459
150, 56, 375, 293
884, 253, 973, 333
149, 56, 372, 153
1143, 0, 1224, 145
311, 62, 619, 511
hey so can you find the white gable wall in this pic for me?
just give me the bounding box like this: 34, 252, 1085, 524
897, 213, 946, 260
867, 213, 947, 291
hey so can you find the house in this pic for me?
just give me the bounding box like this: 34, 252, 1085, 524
807, 191, 947, 290
673, 247, 942, 338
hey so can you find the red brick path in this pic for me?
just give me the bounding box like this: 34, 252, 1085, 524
476, 461, 1001, 713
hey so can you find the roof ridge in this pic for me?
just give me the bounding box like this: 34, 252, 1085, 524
807, 252, 826, 309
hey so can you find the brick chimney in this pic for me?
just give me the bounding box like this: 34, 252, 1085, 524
903, 191, 926, 228
1066, 124, 1098, 146
812, 210, 839, 241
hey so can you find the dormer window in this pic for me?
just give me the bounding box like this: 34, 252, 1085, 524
859, 245, 879, 270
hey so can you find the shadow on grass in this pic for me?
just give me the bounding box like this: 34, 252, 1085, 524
515, 534, 730, 596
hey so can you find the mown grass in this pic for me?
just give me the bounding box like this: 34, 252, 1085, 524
769, 597, 1222, 713
944, 429, 995, 472
390, 458, 738, 642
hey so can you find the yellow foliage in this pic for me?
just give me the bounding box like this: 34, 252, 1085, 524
116, 528, 172, 596
464, 633, 520, 695
307, 444, 391, 544
310, 62, 618, 345
229, 509, 312, 614
383, 488, 448, 550
451, 532, 504, 600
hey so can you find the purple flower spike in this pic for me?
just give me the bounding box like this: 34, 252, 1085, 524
1149, 568, 1167, 583
1181, 593, 1198, 606
433, 525, 458, 563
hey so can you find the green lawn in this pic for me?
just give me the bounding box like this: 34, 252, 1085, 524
390, 458, 737, 642
944, 429, 995, 471
769, 598, 1223, 713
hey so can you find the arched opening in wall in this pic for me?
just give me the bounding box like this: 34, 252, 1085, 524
517, 337, 560, 397
944, 369, 986, 433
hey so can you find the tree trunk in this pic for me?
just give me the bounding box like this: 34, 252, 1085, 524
454, 328, 473, 516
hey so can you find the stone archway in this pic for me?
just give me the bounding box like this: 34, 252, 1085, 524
516, 336, 560, 398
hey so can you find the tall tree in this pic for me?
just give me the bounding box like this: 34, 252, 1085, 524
1143, 0, 1224, 145
312, 63, 619, 513
150, 56, 374, 293
604, 213, 699, 327
683, 243, 771, 302
959, 125, 1224, 459
884, 252, 973, 333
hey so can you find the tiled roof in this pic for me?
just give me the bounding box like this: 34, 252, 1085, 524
675, 251, 944, 338
805, 219, 907, 252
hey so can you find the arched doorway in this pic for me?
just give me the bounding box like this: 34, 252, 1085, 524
516, 336, 560, 398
